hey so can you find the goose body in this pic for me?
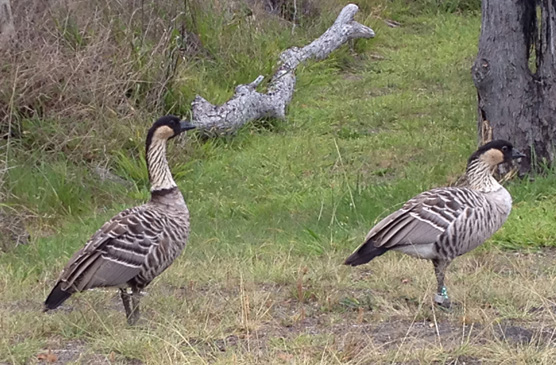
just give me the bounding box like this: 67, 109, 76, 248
345, 140, 525, 306
365, 187, 512, 261
44, 115, 195, 324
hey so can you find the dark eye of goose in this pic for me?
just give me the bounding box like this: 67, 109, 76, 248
501, 146, 508, 152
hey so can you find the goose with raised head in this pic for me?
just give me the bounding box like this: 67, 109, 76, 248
44, 115, 196, 325
344, 140, 526, 307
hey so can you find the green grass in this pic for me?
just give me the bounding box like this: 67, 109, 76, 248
1, 2, 556, 364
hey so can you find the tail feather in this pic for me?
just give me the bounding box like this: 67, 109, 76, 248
44, 282, 73, 311
344, 241, 389, 266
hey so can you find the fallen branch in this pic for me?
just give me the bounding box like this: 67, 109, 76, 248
192, 3, 375, 136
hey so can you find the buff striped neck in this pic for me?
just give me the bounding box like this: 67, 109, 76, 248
146, 138, 176, 192
465, 158, 502, 193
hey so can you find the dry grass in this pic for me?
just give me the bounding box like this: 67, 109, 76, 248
0, 0, 192, 163
3, 248, 556, 363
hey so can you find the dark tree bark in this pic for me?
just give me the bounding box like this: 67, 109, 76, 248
472, 0, 556, 173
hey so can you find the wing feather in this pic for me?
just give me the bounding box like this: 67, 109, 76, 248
55, 206, 160, 292
373, 189, 466, 248
345, 187, 489, 266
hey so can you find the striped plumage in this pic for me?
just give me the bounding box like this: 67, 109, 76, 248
44, 115, 195, 324
344, 140, 526, 307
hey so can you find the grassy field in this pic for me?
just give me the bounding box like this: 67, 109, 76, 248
2, 1, 556, 364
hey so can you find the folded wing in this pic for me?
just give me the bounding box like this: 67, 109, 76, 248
345, 188, 468, 266
45, 206, 163, 310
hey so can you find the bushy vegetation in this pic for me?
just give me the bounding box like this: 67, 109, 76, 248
0, 0, 366, 224
0, 0, 484, 223
2, 0, 556, 363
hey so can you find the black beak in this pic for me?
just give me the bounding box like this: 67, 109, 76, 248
179, 120, 196, 131
512, 148, 526, 159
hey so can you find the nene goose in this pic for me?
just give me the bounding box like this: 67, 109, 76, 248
344, 140, 526, 307
44, 115, 195, 325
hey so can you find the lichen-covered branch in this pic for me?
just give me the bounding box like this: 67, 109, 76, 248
192, 4, 375, 136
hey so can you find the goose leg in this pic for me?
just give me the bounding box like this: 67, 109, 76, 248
119, 288, 133, 320
127, 287, 141, 326
432, 259, 451, 308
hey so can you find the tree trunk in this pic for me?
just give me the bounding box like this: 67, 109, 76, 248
472, 0, 556, 173
0, 0, 14, 48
